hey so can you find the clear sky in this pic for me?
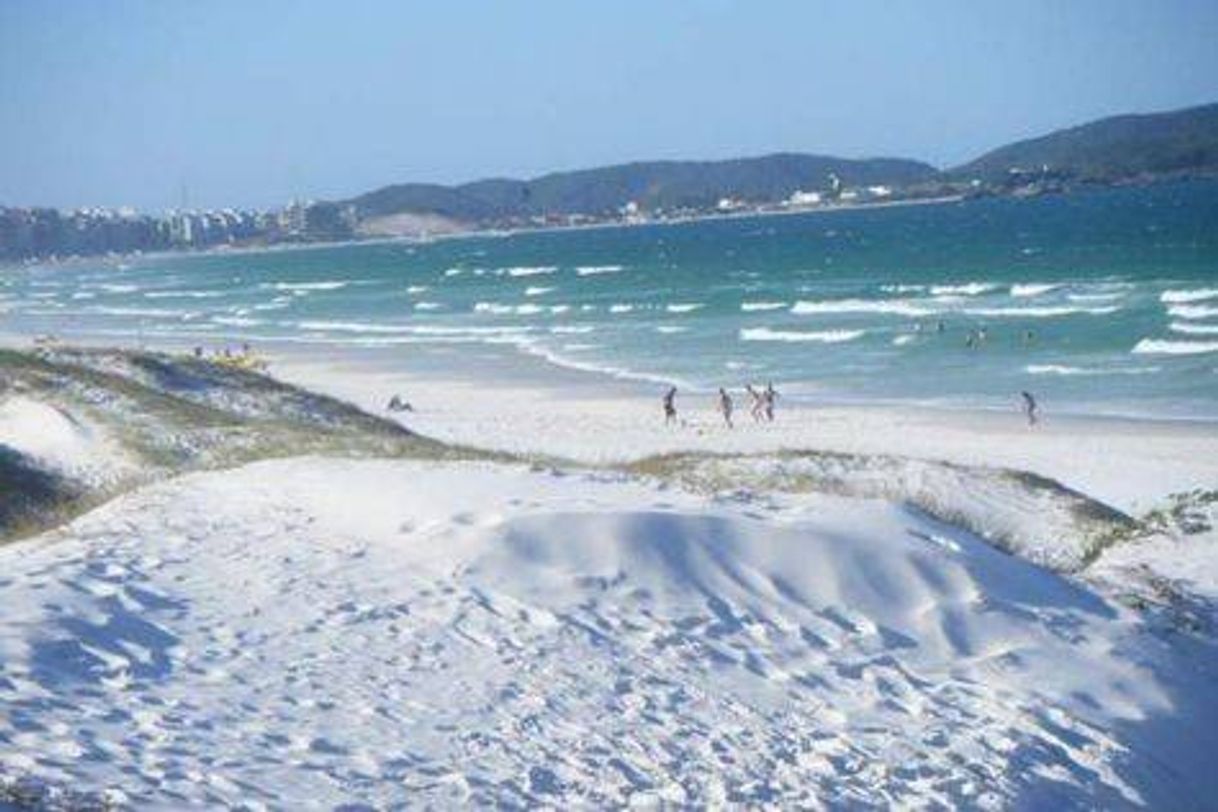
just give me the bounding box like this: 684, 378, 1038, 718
2, 0, 1217, 211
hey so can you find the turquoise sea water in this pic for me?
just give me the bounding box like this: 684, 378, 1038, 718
4, 180, 1218, 419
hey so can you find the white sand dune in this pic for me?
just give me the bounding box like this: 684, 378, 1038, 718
2, 458, 1215, 808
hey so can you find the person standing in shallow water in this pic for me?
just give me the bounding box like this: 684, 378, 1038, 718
764, 382, 778, 422
718, 388, 734, 429
746, 385, 765, 422
1021, 391, 1038, 426
662, 386, 678, 425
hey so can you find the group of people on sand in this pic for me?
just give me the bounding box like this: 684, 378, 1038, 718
665, 383, 1040, 428
663, 383, 778, 429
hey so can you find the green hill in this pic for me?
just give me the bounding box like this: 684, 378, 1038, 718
345, 153, 938, 225
953, 103, 1218, 182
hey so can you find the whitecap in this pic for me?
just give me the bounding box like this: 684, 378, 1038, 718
656, 326, 688, 334
298, 320, 410, 334
514, 304, 544, 315
1167, 304, 1218, 320
506, 266, 558, 277
406, 285, 429, 294
740, 327, 865, 343
551, 325, 594, 334
791, 299, 931, 317
1161, 288, 1218, 304
575, 265, 623, 276
265, 281, 348, 292
1170, 322, 1218, 336
212, 316, 263, 327
1132, 338, 1218, 356
666, 303, 703, 314
145, 290, 227, 299
549, 305, 571, 314
963, 305, 1119, 318
892, 334, 916, 346
929, 282, 997, 296
525, 286, 555, 297
1025, 364, 1160, 376
414, 302, 441, 311
1011, 283, 1061, 297
443, 268, 464, 277
609, 304, 634, 314
741, 301, 787, 312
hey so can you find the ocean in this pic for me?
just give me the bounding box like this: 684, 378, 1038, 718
4, 180, 1218, 419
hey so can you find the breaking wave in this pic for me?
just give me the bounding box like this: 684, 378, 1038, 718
740, 327, 865, 343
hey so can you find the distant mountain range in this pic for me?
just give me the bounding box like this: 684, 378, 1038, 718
336, 102, 1218, 234
951, 102, 1218, 182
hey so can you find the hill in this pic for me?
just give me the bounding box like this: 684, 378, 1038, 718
344, 153, 938, 231
953, 102, 1218, 182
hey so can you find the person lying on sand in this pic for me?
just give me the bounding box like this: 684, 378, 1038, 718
718, 387, 734, 429
1021, 390, 1038, 426
662, 386, 678, 425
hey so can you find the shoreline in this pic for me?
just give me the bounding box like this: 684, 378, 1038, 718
4, 331, 1216, 514
2, 194, 966, 272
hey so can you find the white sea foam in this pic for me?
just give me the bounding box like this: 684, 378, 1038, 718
609, 304, 634, 314
212, 316, 264, 327
1068, 292, 1125, 303
1132, 338, 1218, 356
298, 320, 411, 334
94, 306, 192, 319
929, 282, 997, 296
963, 305, 1119, 318
666, 303, 704, 314
525, 286, 555, 297
1011, 283, 1061, 298
414, 302, 442, 311
880, 284, 926, 294
96, 283, 139, 293
406, 285, 429, 294
506, 266, 558, 277
741, 301, 787, 312
444, 268, 463, 277
1170, 322, 1218, 336
740, 327, 865, 343
656, 326, 688, 334
265, 281, 349, 292
575, 265, 623, 276
474, 302, 513, 315
791, 299, 931, 317
892, 334, 916, 346
145, 290, 227, 299
549, 305, 571, 314
514, 304, 544, 316
1167, 304, 1218, 320
1026, 364, 1160, 376
1161, 288, 1218, 304
550, 325, 595, 334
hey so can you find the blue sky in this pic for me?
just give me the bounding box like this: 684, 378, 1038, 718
2, 0, 1217, 211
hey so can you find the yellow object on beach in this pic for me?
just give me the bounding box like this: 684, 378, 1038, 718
213, 354, 270, 372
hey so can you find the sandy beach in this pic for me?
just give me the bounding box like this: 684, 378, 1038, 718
1, 340, 1216, 807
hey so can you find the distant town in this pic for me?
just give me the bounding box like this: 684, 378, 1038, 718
3, 100, 1215, 263
0, 169, 1073, 264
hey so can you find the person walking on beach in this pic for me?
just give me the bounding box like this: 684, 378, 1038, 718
763, 382, 778, 422
663, 386, 678, 425
1021, 390, 1038, 426
718, 387, 734, 429
746, 385, 765, 422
